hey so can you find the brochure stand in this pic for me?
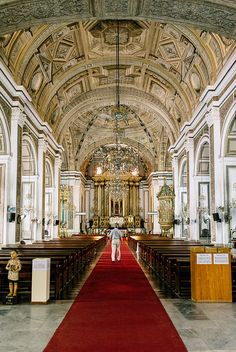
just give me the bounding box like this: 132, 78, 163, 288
31, 258, 51, 303
191, 247, 232, 302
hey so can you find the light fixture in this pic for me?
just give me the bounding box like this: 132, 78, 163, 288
94, 21, 140, 196
96, 166, 103, 175
90, 22, 142, 202
105, 177, 129, 201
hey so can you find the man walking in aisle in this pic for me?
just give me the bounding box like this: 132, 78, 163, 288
110, 223, 122, 262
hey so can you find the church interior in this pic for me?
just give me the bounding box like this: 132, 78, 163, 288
0, 1, 236, 351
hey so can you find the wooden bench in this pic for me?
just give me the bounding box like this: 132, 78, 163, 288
0, 235, 106, 303
128, 236, 212, 299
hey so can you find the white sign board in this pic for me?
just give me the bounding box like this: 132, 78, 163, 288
32, 258, 50, 271
197, 253, 212, 264
213, 253, 229, 265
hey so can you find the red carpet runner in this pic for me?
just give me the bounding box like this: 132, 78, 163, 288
44, 242, 187, 352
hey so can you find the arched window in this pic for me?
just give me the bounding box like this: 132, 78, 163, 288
196, 141, 210, 241
0, 118, 6, 154
45, 159, 54, 238
22, 139, 36, 176
21, 137, 37, 241
225, 116, 236, 156
180, 160, 187, 187
45, 160, 53, 187
197, 142, 210, 175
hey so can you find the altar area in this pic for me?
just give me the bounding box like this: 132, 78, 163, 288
109, 216, 124, 227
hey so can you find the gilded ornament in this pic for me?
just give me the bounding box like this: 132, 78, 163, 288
157, 181, 175, 237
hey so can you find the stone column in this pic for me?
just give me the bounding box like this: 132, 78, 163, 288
85, 186, 90, 223
185, 137, 197, 240
97, 182, 101, 217
126, 183, 130, 215
36, 138, 47, 241
207, 107, 225, 243
73, 178, 81, 234
94, 182, 98, 216
133, 182, 137, 215
129, 181, 133, 215
152, 174, 161, 234
136, 182, 140, 215
172, 156, 181, 238
101, 181, 105, 217
8, 107, 25, 244
53, 156, 61, 238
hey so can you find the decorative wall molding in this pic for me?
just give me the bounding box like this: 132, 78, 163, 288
0, 1, 235, 39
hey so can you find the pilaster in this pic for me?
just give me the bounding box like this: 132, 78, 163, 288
172, 156, 181, 238
36, 138, 47, 241
7, 107, 25, 244
185, 137, 197, 240
53, 156, 61, 238
207, 107, 225, 243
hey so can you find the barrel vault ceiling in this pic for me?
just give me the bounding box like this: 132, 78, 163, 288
0, 1, 235, 177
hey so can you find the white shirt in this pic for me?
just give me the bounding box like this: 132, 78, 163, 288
110, 227, 122, 241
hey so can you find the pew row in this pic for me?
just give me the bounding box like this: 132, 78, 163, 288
0, 235, 106, 303
128, 236, 236, 300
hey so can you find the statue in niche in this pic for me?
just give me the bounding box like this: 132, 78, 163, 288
6, 250, 22, 297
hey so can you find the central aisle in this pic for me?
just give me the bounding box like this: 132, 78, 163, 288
44, 242, 187, 352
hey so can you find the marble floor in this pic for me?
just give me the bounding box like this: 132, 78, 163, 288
0, 250, 236, 352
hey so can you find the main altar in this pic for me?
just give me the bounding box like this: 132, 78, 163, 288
91, 174, 142, 231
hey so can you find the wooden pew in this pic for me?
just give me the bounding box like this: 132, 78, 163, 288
0, 235, 106, 303
128, 236, 209, 298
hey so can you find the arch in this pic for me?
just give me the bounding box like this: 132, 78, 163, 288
41, 56, 193, 123
22, 134, 37, 176
0, 1, 235, 39
0, 104, 10, 245
179, 158, 187, 187
79, 136, 154, 175
195, 136, 210, 176
221, 101, 236, 157
56, 87, 178, 145
0, 105, 10, 155
45, 158, 54, 187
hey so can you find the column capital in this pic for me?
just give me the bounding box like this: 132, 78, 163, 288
184, 137, 194, 153
11, 107, 26, 127
206, 106, 220, 127
172, 156, 178, 168
55, 155, 62, 169
38, 138, 48, 152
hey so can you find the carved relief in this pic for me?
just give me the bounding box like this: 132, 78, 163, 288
190, 72, 201, 92
160, 42, 179, 60
36, 54, 52, 82
0, 97, 11, 127
88, 20, 146, 56
150, 82, 167, 103
65, 82, 83, 102
31, 71, 44, 93
209, 37, 222, 65
220, 94, 234, 127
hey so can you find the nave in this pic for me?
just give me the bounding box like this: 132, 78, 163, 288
1, 242, 236, 352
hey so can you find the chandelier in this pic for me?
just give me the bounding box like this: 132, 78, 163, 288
105, 177, 129, 201
97, 21, 139, 177
96, 143, 139, 176
92, 21, 141, 201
